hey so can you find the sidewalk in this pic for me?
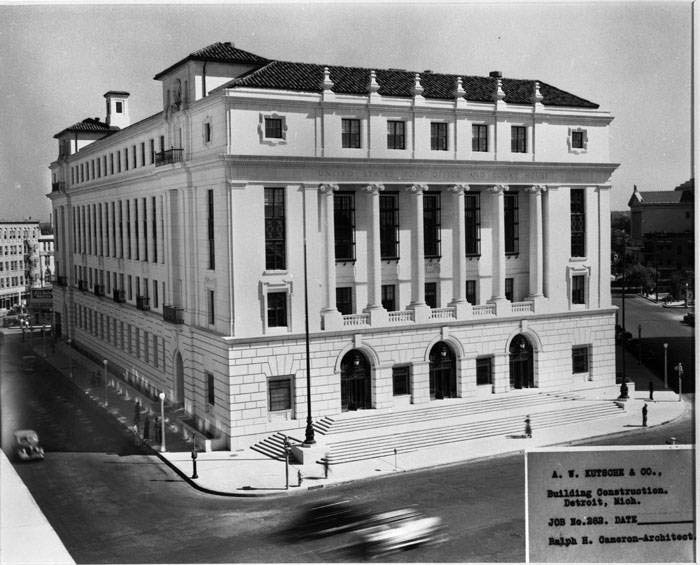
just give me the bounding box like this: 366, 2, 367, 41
33, 337, 690, 497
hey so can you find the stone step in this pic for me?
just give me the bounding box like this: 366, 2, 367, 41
250, 431, 304, 460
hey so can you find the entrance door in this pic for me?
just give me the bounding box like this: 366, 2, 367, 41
340, 350, 371, 411
175, 352, 184, 404
509, 335, 534, 389
429, 342, 457, 399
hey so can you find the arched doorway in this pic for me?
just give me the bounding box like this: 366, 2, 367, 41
340, 350, 372, 411
509, 334, 534, 389
175, 352, 184, 404
429, 342, 457, 399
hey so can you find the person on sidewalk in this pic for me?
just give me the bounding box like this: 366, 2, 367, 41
143, 415, 150, 441
642, 403, 648, 427
322, 454, 330, 479
649, 380, 654, 401
524, 415, 532, 438
155, 417, 162, 444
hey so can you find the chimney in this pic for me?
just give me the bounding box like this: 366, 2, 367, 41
104, 91, 130, 129
489, 71, 502, 78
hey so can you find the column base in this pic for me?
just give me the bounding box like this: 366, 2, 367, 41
526, 294, 546, 313
363, 306, 388, 326
488, 298, 511, 316
321, 309, 344, 331
407, 303, 431, 323
449, 299, 472, 319
291, 441, 327, 465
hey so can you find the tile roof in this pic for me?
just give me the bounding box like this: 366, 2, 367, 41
224, 59, 599, 108
53, 118, 119, 139
154, 42, 270, 79
634, 191, 685, 205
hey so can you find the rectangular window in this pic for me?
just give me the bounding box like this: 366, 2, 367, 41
341, 119, 361, 148
151, 196, 157, 263
111, 202, 116, 257
140, 142, 145, 166
504, 192, 519, 255
571, 131, 584, 149
134, 199, 139, 260
472, 124, 489, 152
125, 200, 130, 259
466, 280, 477, 305
334, 192, 355, 261
465, 192, 481, 256
149, 139, 155, 164
204, 122, 211, 143
96, 158, 101, 178
572, 275, 585, 304
124, 148, 129, 171
117, 151, 121, 173
264, 117, 283, 139
430, 122, 448, 151
511, 126, 527, 153
109, 153, 114, 175
132, 145, 137, 169
379, 192, 400, 259
336, 287, 353, 316
207, 190, 215, 269
381, 284, 396, 312
143, 330, 149, 363
264, 188, 286, 270
476, 357, 493, 386
267, 292, 287, 327
208, 289, 215, 325
505, 278, 514, 301
570, 189, 586, 257
153, 334, 159, 367
207, 372, 215, 406
91, 160, 95, 179
425, 282, 437, 308
387, 120, 406, 150
392, 366, 411, 396
572, 346, 589, 374
268, 378, 292, 411
424, 192, 441, 258
127, 274, 133, 300
153, 279, 158, 309
142, 197, 148, 262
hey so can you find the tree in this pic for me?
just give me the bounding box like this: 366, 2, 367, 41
625, 263, 657, 294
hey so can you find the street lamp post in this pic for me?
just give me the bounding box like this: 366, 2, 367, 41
663, 343, 668, 388
158, 391, 166, 452
103, 359, 108, 406
301, 187, 315, 446
190, 435, 198, 479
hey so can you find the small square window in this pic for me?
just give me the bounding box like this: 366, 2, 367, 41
571, 131, 584, 149
392, 366, 411, 396
342, 119, 361, 148
265, 118, 283, 139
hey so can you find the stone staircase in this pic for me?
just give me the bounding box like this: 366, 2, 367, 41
249, 391, 623, 465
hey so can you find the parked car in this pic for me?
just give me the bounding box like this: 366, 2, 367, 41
683, 312, 695, 326
355, 508, 446, 556
14, 430, 45, 461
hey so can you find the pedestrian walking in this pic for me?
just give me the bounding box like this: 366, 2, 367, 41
321, 454, 330, 479
143, 415, 151, 441
524, 415, 532, 438
642, 403, 648, 427
649, 380, 654, 401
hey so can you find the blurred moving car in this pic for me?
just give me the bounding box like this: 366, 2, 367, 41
683, 312, 694, 326
286, 498, 372, 540
15, 430, 45, 461
355, 508, 446, 556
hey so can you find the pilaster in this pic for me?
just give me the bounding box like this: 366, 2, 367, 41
362, 184, 385, 321
319, 183, 343, 330
493, 352, 510, 393
488, 184, 508, 309
526, 184, 546, 307
406, 183, 430, 321
411, 360, 431, 404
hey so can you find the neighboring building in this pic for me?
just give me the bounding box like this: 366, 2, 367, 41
628, 180, 694, 295
0, 221, 41, 310
37, 223, 55, 288
48, 42, 618, 449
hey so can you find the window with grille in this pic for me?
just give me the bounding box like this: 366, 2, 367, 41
381, 284, 396, 312
342, 119, 361, 148
264, 117, 283, 139
572, 275, 585, 304
268, 378, 292, 411
504, 192, 519, 255
572, 346, 589, 373
476, 357, 493, 385
570, 189, 586, 257
465, 192, 481, 256
392, 366, 411, 396
264, 188, 286, 270
334, 192, 355, 261
424, 192, 441, 258
336, 287, 353, 315
425, 282, 437, 308
430, 122, 448, 151
267, 292, 287, 327
387, 120, 406, 150
472, 124, 488, 152
511, 126, 527, 153
380, 192, 400, 259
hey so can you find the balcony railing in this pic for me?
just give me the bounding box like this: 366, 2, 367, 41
163, 305, 184, 324
78, 280, 88, 291
155, 148, 183, 167
511, 301, 534, 314
93, 284, 105, 297
51, 181, 65, 193
472, 304, 496, 317
342, 313, 369, 327
136, 295, 150, 311
112, 289, 126, 303
429, 307, 457, 320
388, 310, 415, 323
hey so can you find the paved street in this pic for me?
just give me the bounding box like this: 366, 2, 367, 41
1, 330, 693, 563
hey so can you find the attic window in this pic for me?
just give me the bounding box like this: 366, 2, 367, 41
116, 102, 123, 114
265, 118, 283, 139
568, 128, 588, 154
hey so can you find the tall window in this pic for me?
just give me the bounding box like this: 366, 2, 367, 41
264, 117, 283, 139
208, 289, 215, 325
140, 142, 145, 166
133, 199, 139, 260
472, 124, 488, 152
570, 189, 586, 257
341, 119, 361, 148
204, 122, 212, 143
572, 346, 589, 373
152, 196, 157, 263
149, 139, 155, 164
387, 120, 406, 150
207, 189, 215, 269
465, 192, 481, 256
264, 188, 285, 270
142, 197, 148, 262
430, 122, 448, 151
336, 287, 353, 315
380, 192, 399, 259
504, 192, 519, 255
381, 284, 396, 311
125, 200, 130, 259
424, 192, 441, 258
124, 148, 129, 170
392, 366, 411, 396
267, 292, 287, 327
207, 372, 215, 406
466, 280, 477, 305
511, 126, 527, 153
425, 282, 437, 308
505, 278, 514, 301
476, 357, 493, 386
153, 279, 158, 309
572, 275, 585, 304
268, 378, 292, 411
334, 192, 355, 261
109, 153, 114, 175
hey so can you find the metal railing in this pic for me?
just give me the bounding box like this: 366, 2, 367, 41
51, 181, 65, 193
163, 304, 184, 324
136, 295, 150, 311
112, 289, 126, 303
93, 284, 105, 297
155, 148, 183, 167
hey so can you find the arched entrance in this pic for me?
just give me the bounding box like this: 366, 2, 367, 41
175, 352, 184, 404
509, 334, 534, 389
340, 350, 371, 411
429, 342, 457, 399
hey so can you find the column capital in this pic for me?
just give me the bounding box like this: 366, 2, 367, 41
448, 183, 470, 193
363, 183, 384, 194
319, 183, 339, 194
487, 184, 509, 194
525, 184, 547, 194
406, 183, 429, 195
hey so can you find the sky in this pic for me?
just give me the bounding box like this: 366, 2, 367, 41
0, 1, 692, 222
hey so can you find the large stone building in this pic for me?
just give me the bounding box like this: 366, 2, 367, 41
0, 221, 41, 311
48, 42, 618, 448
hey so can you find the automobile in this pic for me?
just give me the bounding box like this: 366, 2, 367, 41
355, 508, 446, 557
683, 312, 694, 326
14, 430, 45, 461
285, 498, 372, 540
